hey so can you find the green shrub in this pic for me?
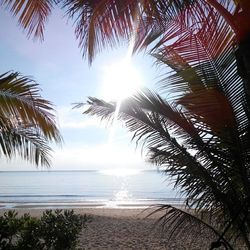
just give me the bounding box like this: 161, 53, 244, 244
39, 209, 89, 250
0, 211, 23, 249
0, 209, 90, 250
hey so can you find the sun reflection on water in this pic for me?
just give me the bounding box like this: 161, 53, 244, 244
105, 187, 134, 208
114, 190, 131, 201
100, 168, 139, 207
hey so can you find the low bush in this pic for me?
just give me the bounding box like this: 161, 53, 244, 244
0, 209, 90, 250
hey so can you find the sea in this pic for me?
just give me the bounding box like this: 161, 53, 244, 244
0, 170, 184, 209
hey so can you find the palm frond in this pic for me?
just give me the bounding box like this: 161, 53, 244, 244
1, 0, 54, 40
63, 0, 139, 63
147, 205, 234, 249
0, 72, 62, 166
62, 0, 193, 63
71, 0, 250, 246
0, 72, 61, 143
146, 0, 247, 139
80, 84, 250, 244
0, 119, 52, 167
145, 4, 250, 240
79, 92, 233, 209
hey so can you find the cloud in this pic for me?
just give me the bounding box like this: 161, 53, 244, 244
0, 142, 148, 171
51, 142, 148, 170
57, 106, 104, 129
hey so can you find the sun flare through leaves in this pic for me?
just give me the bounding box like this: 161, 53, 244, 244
100, 58, 143, 102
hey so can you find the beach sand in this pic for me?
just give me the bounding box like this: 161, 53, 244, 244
0, 207, 217, 249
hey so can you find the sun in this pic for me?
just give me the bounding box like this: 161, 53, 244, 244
100, 59, 143, 101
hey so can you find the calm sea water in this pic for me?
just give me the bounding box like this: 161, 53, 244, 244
0, 170, 184, 209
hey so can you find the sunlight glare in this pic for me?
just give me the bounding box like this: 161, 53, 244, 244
101, 58, 143, 102
114, 190, 132, 201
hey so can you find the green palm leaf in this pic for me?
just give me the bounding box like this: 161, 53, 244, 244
147, 205, 233, 249
78, 91, 231, 208
79, 85, 250, 246
1, 0, 54, 40
0, 122, 52, 166
0, 72, 62, 166
0, 72, 61, 142
62, 0, 193, 63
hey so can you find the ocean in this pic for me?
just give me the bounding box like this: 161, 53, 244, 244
0, 170, 184, 209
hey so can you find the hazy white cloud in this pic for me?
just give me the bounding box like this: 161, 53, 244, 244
52, 142, 148, 170
0, 157, 34, 171
57, 106, 104, 129
0, 142, 148, 171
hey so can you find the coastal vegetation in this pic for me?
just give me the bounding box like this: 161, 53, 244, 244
1, 0, 250, 249
0, 209, 90, 249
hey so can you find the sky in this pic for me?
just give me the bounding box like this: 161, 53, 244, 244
0, 7, 161, 171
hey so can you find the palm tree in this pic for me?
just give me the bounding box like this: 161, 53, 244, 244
2, 1, 249, 104
62, 0, 250, 122
3, 0, 250, 247
2, 1, 249, 60
73, 1, 250, 247
3, 0, 249, 121
78, 89, 249, 248
0, 72, 61, 167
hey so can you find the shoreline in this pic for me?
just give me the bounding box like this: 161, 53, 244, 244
0, 200, 185, 210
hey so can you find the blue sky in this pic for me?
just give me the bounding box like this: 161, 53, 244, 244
0, 7, 160, 171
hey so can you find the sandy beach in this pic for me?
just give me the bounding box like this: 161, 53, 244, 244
0, 207, 217, 249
